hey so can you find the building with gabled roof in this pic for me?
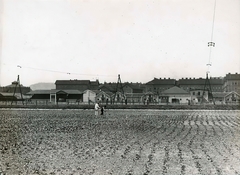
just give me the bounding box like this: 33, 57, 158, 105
161, 86, 189, 94
123, 83, 144, 93
145, 78, 176, 94
99, 83, 117, 93
212, 92, 228, 104
224, 91, 240, 104
211, 91, 240, 104
159, 86, 191, 104
96, 90, 113, 104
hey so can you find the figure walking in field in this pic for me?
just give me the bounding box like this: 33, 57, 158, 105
94, 102, 100, 116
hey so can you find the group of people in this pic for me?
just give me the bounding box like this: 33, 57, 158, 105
94, 102, 106, 116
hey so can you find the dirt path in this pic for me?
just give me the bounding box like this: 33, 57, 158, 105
0, 109, 240, 174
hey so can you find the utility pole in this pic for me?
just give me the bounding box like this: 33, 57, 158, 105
11, 75, 24, 105
113, 74, 124, 104
201, 72, 215, 105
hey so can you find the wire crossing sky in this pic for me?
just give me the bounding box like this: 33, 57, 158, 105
207, 0, 217, 74
0, 0, 239, 86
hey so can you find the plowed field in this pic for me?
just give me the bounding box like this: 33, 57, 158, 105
0, 109, 240, 175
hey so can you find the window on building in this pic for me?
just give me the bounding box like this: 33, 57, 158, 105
193, 92, 195, 95
198, 92, 201, 96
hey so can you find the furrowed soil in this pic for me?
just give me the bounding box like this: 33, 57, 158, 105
0, 109, 240, 175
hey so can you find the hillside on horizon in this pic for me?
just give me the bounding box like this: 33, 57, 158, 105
30, 83, 55, 91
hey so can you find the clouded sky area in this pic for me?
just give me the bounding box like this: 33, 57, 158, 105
0, 0, 239, 86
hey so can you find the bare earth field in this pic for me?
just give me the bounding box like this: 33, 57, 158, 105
0, 109, 240, 175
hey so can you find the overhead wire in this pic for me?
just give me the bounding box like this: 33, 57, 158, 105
3, 62, 116, 78
207, 0, 217, 73
17, 65, 116, 77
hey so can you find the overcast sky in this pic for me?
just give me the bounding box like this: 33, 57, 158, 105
0, 0, 239, 86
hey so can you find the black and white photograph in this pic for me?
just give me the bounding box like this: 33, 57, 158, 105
0, 0, 240, 174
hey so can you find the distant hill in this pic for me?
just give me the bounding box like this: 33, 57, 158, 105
30, 83, 55, 91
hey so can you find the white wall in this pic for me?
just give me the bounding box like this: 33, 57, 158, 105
83, 90, 96, 103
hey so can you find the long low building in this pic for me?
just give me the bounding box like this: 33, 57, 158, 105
0, 92, 31, 101
178, 77, 224, 92
27, 89, 83, 104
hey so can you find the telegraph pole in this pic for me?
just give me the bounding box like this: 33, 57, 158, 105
11, 75, 24, 105
113, 74, 125, 104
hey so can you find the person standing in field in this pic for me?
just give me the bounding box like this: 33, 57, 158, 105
100, 105, 106, 115
94, 102, 100, 116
